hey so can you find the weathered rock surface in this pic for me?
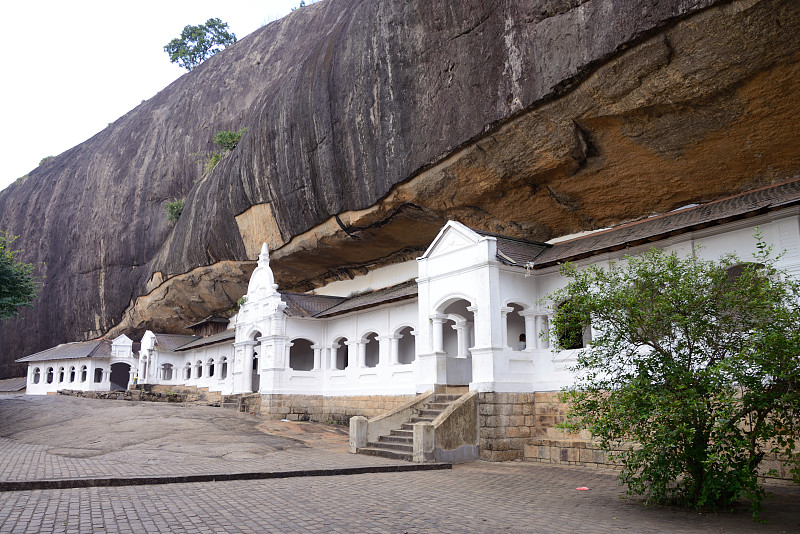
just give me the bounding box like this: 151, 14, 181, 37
1, 0, 799, 376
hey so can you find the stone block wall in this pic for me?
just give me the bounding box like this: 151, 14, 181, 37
259, 394, 416, 424
477, 391, 588, 462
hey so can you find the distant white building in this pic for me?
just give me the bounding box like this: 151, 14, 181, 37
19, 179, 800, 406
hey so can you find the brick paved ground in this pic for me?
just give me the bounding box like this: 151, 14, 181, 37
0, 394, 798, 533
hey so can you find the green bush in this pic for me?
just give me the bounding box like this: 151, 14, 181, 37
204, 152, 222, 174
165, 199, 185, 224
38, 156, 54, 167
213, 127, 247, 152
550, 236, 800, 517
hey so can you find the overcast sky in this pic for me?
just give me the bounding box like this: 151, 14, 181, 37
1, 0, 306, 192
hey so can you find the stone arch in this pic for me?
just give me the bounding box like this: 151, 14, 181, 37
289, 338, 315, 371
440, 298, 475, 385
332, 336, 349, 370
395, 326, 416, 365
505, 302, 527, 350
46, 367, 54, 384
69, 366, 76, 383
207, 358, 215, 378
32, 367, 40, 384
159, 363, 173, 381
80, 365, 87, 382
184, 362, 192, 380
195, 360, 203, 379
434, 294, 475, 314
219, 356, 228, 379
362, 332, 380, 368
58, 366, 65, 383
110, 362, 131, 390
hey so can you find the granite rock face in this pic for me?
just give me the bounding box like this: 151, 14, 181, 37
2, 0, 799, 376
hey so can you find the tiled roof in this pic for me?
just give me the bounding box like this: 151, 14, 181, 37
0, 377, 27, 392
281, 292, 346, 317
16, 338, 113, 363
174, 330, 236, 351
153, 334, 200, 352
474, 230, 551, 267
533, 178, 800, 268
185, 315, 230, 329
314, 280, 418, 318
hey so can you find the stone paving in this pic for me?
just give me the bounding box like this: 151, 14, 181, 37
0, 394, 798, 533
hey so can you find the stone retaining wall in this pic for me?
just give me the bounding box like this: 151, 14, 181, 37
259, 394, 416, 424
58, 389, 186, 403
477, 391, 587, 462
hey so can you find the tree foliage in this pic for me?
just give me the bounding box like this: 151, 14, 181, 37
0, 233, 43, 321
213, 127, 247, 152
165, 199, 184, 224
164, 18, 237, 71
551, 239, 800, 516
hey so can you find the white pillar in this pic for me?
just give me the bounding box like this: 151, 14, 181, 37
330, 344, 340, 370
520, 310, 537, 351
453, 320, 468, 358
500, 306, 512, 348
389, 335, 400, 365
312, 346, 322, 370
357, 342, 366, 368
430, 314, 446, 353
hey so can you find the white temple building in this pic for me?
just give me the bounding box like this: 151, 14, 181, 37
19, 179, 800, 405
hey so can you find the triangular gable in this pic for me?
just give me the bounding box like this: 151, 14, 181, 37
419, 221, 482, 259
112, 334, 133, 347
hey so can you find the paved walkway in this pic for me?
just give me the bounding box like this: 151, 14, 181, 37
0, 394, 798, 532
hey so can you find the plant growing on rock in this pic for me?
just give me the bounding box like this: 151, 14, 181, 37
550, 237, 800, 517
165, 199, 185, 224
213, 127, 247, 152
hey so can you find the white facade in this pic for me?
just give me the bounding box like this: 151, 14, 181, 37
21, 202, 800, 398
24, 336, 137, 395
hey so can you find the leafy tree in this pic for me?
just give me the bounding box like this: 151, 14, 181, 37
0, 233, 43, 321
165, 199, 184, 224
164, 18, 237, 71
213, 127, 247, 152
550, 238, 800, 516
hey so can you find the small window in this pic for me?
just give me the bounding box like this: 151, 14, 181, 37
196, 361, 203, 378
58, 367, 65, 383
81, 366, 88, 382
220, 357, 228, 379
289, 339, 314, 371
69, 366, 76, 382
33, 368, 41, 384
46, 367, 54, 384
94, 368, 104, 383
364, 333, 379, 368
396, 327, 415, 365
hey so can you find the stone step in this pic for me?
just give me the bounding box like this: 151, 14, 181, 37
409, 416, 436, 423
378, 434, 413, 445
221, 402, 239, 410
368, 440, 413, 453
426, 402, 452, 411
433, 394, 463, 403
390, 429, 413, 438
418, 408, 444, 418
358, 446, 413, 462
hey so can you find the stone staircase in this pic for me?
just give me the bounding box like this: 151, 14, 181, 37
358, 392, 464, 461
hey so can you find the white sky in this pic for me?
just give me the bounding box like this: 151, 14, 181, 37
1, 0, 305, 192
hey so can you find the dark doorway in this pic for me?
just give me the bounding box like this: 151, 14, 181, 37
110, 363, 130, 391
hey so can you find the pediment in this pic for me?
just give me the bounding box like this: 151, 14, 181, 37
421, 221, 481, 259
